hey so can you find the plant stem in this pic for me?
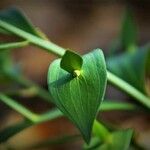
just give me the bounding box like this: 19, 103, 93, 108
107, 71, 150, 108
100, 100, 136, 111
0, 93, 38, 122
6, 72, 137, 111
0, 93, 63, 123
35, 101, 136, 124
0, 20, 149, 108
0, 20, 65, 57
0, 100, 135, 143
0, 92, 135, 124
0, 41, 29, 50
6, 73, 51, 103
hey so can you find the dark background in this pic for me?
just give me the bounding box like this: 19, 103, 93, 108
0, 0, 150, 149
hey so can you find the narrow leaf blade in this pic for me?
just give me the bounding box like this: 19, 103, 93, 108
0, 7, 43, 38
121, 9, 137, 51
107, 45, 150, 96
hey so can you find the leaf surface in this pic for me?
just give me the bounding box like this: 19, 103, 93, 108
0, 7, 41, 37
48, 49, 107, 143
0, 50, 15, 84
0, 7, 46, 82
60, 50, 83, 74
107, 45, 150, 96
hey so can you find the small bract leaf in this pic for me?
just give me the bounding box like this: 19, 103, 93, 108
48, 49, 107, 143
0, 7, 45, 38
60, 50, 83, 74
100, 129, 133, 150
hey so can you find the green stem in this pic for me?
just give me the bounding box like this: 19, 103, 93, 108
36, 109, 63, 123
107, 71, 150, 108
0, 41, 29, 50
100, 100, 136, 111
6, 73, 137, 111
0, 93, 38, 122
35, 101, 136, 124
0, 93, 135, 124
0, 93, 63, 123
6, 73, 51, 103
0, 20, 65, 57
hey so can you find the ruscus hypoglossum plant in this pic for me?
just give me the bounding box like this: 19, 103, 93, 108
0, 7, 149, 149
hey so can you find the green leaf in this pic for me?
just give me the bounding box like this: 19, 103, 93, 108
0, 8, 65, 56
0, 49, 22, 84
48, 49, 107, 143
0, 28, 11, 34
83, 137, 101, 150
0, 50, 13, 81
0, 7, 45, 81
0, 109, 63, 143
107, 45, 150, 96
60, 50, 83, 74
0, 7, 41, 37
0, 119, 32, 143
120, 9, 137, 51
99, 129, 133, 150
84, 126, 133, 150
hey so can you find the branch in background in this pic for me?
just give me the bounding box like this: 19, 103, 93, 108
0, 96, 136, 143
0, 41, 29, 50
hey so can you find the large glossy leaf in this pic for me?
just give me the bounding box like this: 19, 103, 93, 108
107, 45, 150, 96
48, 49, 107, 143
0, 7, 40, 36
